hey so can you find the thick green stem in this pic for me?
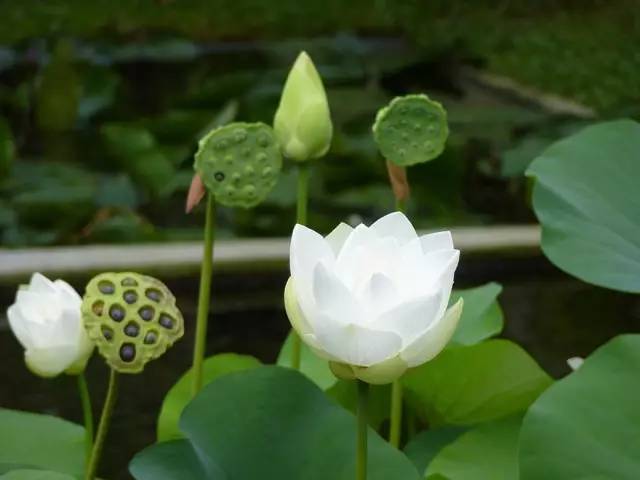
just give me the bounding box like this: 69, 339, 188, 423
389, 379, 403, 447
85, 369, 118, 480
291, 163, 310, 370
192, 193, 216, 396
77, 373, 94, 463
356, 380, 369, 480
389, 192, 406, 447
296, 163, 309, 225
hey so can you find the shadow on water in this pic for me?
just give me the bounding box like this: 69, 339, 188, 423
1, 254, 639, 479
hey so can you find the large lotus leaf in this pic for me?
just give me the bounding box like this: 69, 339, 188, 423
131, 366, 421, 480
450, 282, 503, 345
0, 470, 76, 480
403, 426, 467, 475
527, 119, 640, 293
519, 334, 640, 480
277, 331, 337, 390
0, 409, 84, 477
402, 340, 552, 427
426, 416, 521, 480
157, 353, 261, 441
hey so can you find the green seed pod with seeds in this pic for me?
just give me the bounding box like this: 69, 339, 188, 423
373, 94, 448, 167
194, 122, 282, 208
81, 272, 184, 374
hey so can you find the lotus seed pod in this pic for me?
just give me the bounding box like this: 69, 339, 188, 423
194, 122, 282, 208
373, 94, 448, 167
81, 272, 184, 373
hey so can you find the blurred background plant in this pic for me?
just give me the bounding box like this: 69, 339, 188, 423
1, 0, 637, 247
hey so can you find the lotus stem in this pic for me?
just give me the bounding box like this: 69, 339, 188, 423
291, 163, 310, 370
85, 368, 118, 480
77, 373, 94, 463
356, 380, 369, 480
191, 193, 216, 396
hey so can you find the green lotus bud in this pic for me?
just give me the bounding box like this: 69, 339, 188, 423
373, 94, 448, 166
81, 272, 184, 374
274, 51, 332, 161
194, 122, 282, 208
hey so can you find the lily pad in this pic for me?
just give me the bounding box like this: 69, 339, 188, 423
519, 334, 640, 480
426, 416, 521, 480
527, 120, 640, 293
0, 409, 84, 477
402, 340, 552, 427
132, 366, 421, 480
157, 353, 261, 441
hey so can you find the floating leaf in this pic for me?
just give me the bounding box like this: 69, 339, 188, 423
157, 353, 261, 442
426, 416, 521, 479
277, 331, 336, 390
131, 367, 421, 480
527, 120, 640, 293
450, 282, 503, 345
402, 340, 552, 427
403, 426, 467, 475
0, 409, 84, 477
519, 334, 640, 480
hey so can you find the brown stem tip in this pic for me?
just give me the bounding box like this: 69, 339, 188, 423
185, 174, 206, 214
386, 161, 410, 202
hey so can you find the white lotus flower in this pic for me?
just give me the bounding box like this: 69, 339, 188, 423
285, 212, 462, 384
7, 273, 94, 377
567, 356, 584, 371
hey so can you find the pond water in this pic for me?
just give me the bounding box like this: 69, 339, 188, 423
1, 253, 639, 479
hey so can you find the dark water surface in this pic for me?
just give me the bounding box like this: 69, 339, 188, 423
1, 254, 639, 479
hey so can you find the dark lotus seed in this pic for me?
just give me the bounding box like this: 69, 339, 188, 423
121, 277, 138, 286
139, 306, 155, 321
124, 321, 140, 337
123, 290, 138, 304
119, 343, 136, 362
92, 301, 104, 316
144, 331, 158, 344
98, 280, 115, 294
109, 304, 125, 322
145, 289, 162, 302
102, 326, 113, 341
159, 314, 174, 329
214, 171, 225, 182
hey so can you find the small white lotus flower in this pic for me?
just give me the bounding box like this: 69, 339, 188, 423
285, 212, 462, 384
273, 51, 332, 161
6, 273, 94, 377
567, 356, 584, 371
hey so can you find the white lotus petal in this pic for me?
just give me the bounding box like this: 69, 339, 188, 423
370, 211, 417, 244
290, 224, 334, 280
363, 272, 398, 313
401, 299, 463, 367
314, 314, 402, 367
27, 273, 57, 295
284, 277, 314, 336
371, 291, 442, 345
7, 305, 35, 350
353, 354, 408, 385
312, 262, 364, 325
25, 346, 79, 378
54, 279, 82, 303
420, 231, 453, 253
290, 224, 334, 316
325, 222, 353, 256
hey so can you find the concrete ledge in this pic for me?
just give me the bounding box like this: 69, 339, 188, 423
0, 225, 541, 282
